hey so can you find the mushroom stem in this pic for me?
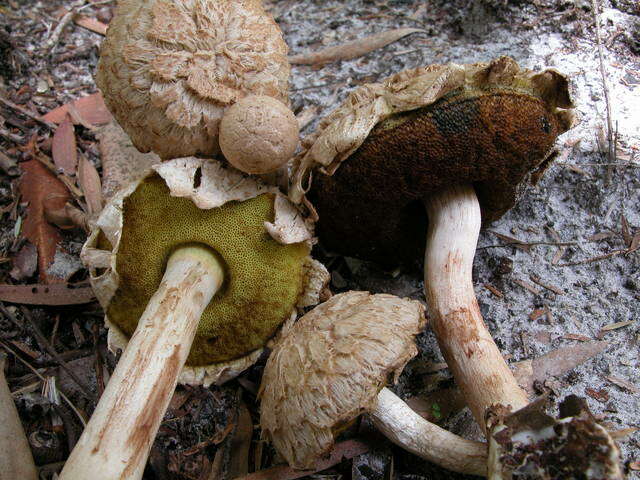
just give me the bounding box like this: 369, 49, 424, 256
60, 245, 224, 480
423, 184, 529, 431
0, 353, 39, 480
371, 387, 488, 476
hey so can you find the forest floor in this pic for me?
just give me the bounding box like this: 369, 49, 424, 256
0, 0, 638, 479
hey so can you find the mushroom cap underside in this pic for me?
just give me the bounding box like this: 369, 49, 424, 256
84, 166, 313, 367
259, 291, 426, 469
309, 79, 574, 266
96, 0, 290, 160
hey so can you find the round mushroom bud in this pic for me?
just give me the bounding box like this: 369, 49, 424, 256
290, 57, 578, 437
219, 95, 299, 174
260, 291, 488, 477
96, 0, 293, 160
59, 158, 329, 480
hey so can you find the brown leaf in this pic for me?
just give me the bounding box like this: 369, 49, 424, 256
44, 203, 89, 232
73, 15, 108, 35
10, 242, 38, 281
490, 231, 533, 253
530, 341, 608, 384
621, 214, 632, 246
77, 155, 103, 215
0, 283, 95, 305
51, 114, 78, 175
234, 439, 371, 480
42, 93, 112, 127
227, 402, 253, 478
97, 121, 159, 200
19, 160, 70, 284
289, 28, 424, 65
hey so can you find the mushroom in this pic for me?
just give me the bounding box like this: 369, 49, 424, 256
289, 57, 574, 430
260, 291, 488, 477
59, 158, 328, 479
96, 0, 299, 173
487, 396, 623, 479
0, 353, 38, 480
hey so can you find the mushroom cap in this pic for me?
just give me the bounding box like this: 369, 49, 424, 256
488, 396, 623, 479
291, 57, 575, 266
219, 95, 299, 174
96, 0, 290, 160
259, 291, 426, 469
81, 158, 329, 386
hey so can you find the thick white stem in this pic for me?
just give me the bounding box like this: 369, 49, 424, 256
60, 245, 224, 480
0, 354, 38, 480
371, 388, 487, 477
423, 184, 529, 431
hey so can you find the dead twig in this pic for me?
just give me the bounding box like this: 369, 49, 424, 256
0, 96, 57, 130
44, 0, 88, 52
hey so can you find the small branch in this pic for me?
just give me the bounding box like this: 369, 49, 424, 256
0, 96, 57, 130
44, 0, 88, 52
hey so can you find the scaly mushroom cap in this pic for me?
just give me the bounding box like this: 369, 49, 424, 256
259, 291, 426, 469
291, 57, 575, 266
96, 0, 290, 160
487, 396, 623, 479
82, 158, 329, 386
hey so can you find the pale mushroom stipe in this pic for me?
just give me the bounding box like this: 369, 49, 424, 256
259, 291, 488, 477
58, 159, 328, 480
289, 57, 622, 476
96, 0, 297, 174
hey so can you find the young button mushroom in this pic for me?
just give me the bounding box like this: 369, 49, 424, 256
260, 291, 488, 477
59, 158, 328, 480
290, 57, 574, 430
96, 0, 299, 173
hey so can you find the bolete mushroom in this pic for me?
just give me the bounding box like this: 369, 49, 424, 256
260, 291, 488, 477
290, 57, 574, 430
59, 158, 328, 479
96, 0, 299, 173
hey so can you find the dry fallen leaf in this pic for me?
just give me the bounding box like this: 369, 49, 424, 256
77, 155, 103, 216
604, 375, 639, 394
227, 401, 253, 478
289, 28, 425, 65
43, 93, 112, 127
19, 160, 70, 284
51, 114, 78, 175
97, 121, 159, 200
73, 14, 108, 35
9, 242, 37, 281
0, 283, 95, 305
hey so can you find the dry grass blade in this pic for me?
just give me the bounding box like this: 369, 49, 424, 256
289, 28, 424, 65
233, 439, 371, 480
51, 114, 78, 175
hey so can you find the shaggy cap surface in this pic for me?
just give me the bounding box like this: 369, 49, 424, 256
259, 291, 426, 469
96, 0, 290, 160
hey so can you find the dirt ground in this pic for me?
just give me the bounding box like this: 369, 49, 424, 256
0, 0, 638, 479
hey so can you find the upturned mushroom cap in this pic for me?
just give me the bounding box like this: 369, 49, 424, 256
290, 56, 575, 266
96, 0, 291, 160
259, 291, 426, 469
219, 95, 299, 174
81, 157, 329, 386
487, 396, 623, 479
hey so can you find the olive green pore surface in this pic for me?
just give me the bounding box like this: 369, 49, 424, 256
105, 175, 310, 366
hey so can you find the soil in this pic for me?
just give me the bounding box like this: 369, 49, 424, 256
0, 0, 638, 479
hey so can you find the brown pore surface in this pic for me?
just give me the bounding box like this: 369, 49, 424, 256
103, 175, 310, 366
309, 87, 564, 267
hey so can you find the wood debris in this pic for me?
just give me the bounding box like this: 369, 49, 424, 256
562, 333, 592, 342
529, 275, 564, 295
289, 28, 424, 65
585, 387, 610, 403
73, 15, 108, 35
0, 283, 95, 305
484, 283, 503, 298
513, 278, 542, 295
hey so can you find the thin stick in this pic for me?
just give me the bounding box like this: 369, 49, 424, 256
44, 0, 88, 51
0, 96, 58, 130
